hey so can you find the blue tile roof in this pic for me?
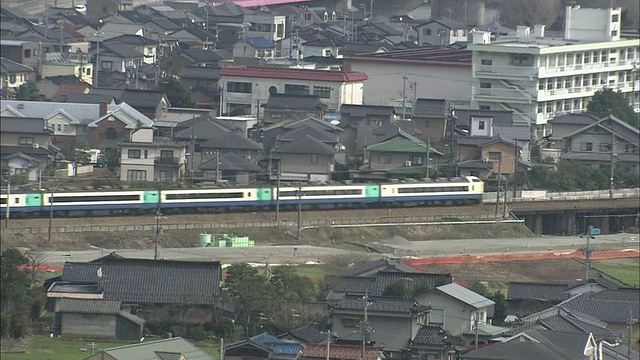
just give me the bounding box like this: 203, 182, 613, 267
246, 37, 276, 49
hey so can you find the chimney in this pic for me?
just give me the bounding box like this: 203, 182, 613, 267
533, 24, 545, 38
99, 101, 108, 117
516, 26, 530, 41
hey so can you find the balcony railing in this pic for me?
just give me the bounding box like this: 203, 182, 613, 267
472, 87, 536, 100
154, 157, 181, 165
474, 64, 538, 77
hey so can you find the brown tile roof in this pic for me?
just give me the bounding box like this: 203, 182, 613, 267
302, 344, 381, 360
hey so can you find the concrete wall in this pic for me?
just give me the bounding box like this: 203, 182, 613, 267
0, 132, 50, 148
61, 313, 116, 338
368, 150, 426, 171
279, 153, 333, 180
332, 312, 418, 353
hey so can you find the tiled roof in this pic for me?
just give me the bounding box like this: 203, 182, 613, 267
282, 116, 343, 133
87, 103, 154, 129
101, 43, 145, 59
58, 298, 122, 314
413, 98, 447, 117
559, 294, 640, 324
246, 36, 276, 49
1, 100, 106, 125
180, 49, 225, 63
174, 115, 231, 140
367, 130, 427, 153
493, 125, 530, 143
265, 94, 327, 111
564, 115, 640, 142
460, 337, 566, 360
548, 113, 600, 125
198, 152, 263, 172
199, 132, 263, 150
436, 283, 494, 309
102, 337, 214, 360
342, 257, 416, 277
567, 273, 624, 291
371, 271, 452, 296
302, 344, 380, 360
279, 125, 338, 144
220, 66, 368, 82
276, 135, 335, 155
121, 90, 168, 109
88, 88, 126, 100
456, 159, 494, 170
372, 121, 421, 137
347, 49, 472, 68
179, 66, 220, 80
279, 324, 325, 344
62, 258, 222, 305
0, 56, 34, 73
417, 18, 469, 30
63, 93, 116, 104
55, 82, 90, 97
413, 325, 462, 346
507, 282, 569, 301
324, 275, 376, 293
0, 116, 50, 134
591, 288, 640, 302
340, 104, 395, 117
509, 306, 611, 339
227, 332, 303, 356
106, 34, 157, 45
335, 295, 427, 313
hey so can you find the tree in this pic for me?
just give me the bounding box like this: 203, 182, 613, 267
587, 88, 638, 127
161, 77, 196, 108
382, 281, 411, 297
15, 80, 41, 101
500, 0, 561, 28
491, 291, 507, 326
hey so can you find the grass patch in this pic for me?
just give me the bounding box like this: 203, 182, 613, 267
1, 336, 135, 360
592, 258, 640, 287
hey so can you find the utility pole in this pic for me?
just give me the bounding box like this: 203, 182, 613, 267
585, 225, 593, 280
448, 106, 456, 160
360, 293, 372, 360
321, 330, 337, 360
609, 132, 615, 199
190, 115, 196, 182
494, 155, 502, 218
297, 186, 303, 243
425, 138, 430, 178
275, 136, 281, 226
474, 313, 479, 350
48, 184, 54, 242
220, 337, 224, 360
513, 139, 519, 198
401, 73, 408, 120
94, 20, 103, 87
153, 206, 165, 260
5, 171, 10, 228
215, 149, 220, 184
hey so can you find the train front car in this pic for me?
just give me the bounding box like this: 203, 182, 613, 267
379, 177, 483, 206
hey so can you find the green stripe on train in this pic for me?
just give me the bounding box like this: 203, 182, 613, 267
143, 191, 160, 203
365, 185, 380, 197
26, 194, 42, 206
257, 188, 272, 201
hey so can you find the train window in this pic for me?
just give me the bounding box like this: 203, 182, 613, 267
166, 192, 245, 200
397, 186, 468, 193
14, 198, 19, 204
51, 195, 142, 203
0, 198, 6, 205
279, 189, 362, 197
472, 179, 482, 182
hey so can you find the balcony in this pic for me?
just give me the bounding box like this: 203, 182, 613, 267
538, 59, 638, 78
474, 64, 538, 79
472, 86, 535, 102
155, 157, 182, 166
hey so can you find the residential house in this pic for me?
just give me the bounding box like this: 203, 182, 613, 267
544, 113, 600, 162
338, 104, 396, 154
263, 94, 327, 124
179, 66, 220, 93
415, 283, 497, 344
411, 98, 450, 149
220, 65, 367, 116
411, 325, 463, 360
244, 11, 287, 43
50, 256, 222, 323
95, 43, 145, 87
105, 34, 158, 64
468, 7, 639, 134
86, 102, 155, 152
198, 151, 264, 185
341, 257, 418, 277
88, 88, 171, 120
370, 271, 452, 296
40, 52, 94, 86
460, 329, 598, 360
361, 130, 443, 181
84, 337, 215, 360
332, 295, 430, 358
561, 115, 640, 173
0, 40, 40, 69
234, 37, 277, 60
456, 136, 524, 180
506, 282, 570, 318
37, 75, 84, 101
415, 18, 470, 47
301, 343, 383, 360
167, 27, 216, 50
277, 324, 325, 345
119, 128, 185, 182
55, 298, 144, 341
225, 332, 303, 360
323, 276, 376, 301
177, 49, 227, 67
0, 116, 54, 169
1, 152, 42, 182
1, 57, 35, 99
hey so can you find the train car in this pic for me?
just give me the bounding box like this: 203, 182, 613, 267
379, 176, 483, 205
273, 185, 379, 207
0, 193, 39, 214
41, 191, 158, 214
159, 187, 267, 209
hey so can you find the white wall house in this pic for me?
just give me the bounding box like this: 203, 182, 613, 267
469, 7, 639, 136
219, 65, 367, 116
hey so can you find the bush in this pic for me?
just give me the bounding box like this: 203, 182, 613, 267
145, 319, 180, 337
186, 324, 210, 341
1, 313, 12, 337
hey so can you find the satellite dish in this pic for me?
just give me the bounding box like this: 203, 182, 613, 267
97, 267, 103, 278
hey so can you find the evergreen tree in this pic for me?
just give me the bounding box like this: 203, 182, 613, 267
587, 88, 638, 127
15, 80, 41, 101
161, 77, 196, 108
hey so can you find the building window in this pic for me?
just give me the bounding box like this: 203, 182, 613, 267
430, 309, 445, 325
9, 75, 16, 83
128, 149, 141, 159
580, 142, 593, 151
310, 155, 318, 164
478, 121, 485, 130
480, 82, 491, 89
378, 155, 391, 164
410, 155, 424, 165
511, 54, 533, 66
24, 49, 31, 58
584, 52, 590, 63
105, 128, 117, 140
57, 124, 62, 131
63, 124, 69, 132
127, 169, 147, 181
489, 151, 501, 159
480, 59, 492, 65
479, 105, 490, 111
19, 137, 34, 145
313, 86, 331, 99
368, 119, 382, 127
227, 81, 252, 93
599, 143, 612, 152
610, 30, 618, 36
86, 68, 91, 76
160, 150, 173, 158
284, 84, 309, 95
270, 112, 283, 119
612, 14, 619, 22
101, 61, 112, 70
342, 317, 359, 328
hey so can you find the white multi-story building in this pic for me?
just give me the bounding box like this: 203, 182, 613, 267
469, 6, 639, 136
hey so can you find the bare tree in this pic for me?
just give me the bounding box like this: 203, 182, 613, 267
24, 251, 46, 285
500, 0, 562, 27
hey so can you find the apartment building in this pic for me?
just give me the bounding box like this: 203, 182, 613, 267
219, 66, 367, 116
469, 6, 640, 136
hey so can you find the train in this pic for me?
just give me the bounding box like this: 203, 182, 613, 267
0, 176, 484, 217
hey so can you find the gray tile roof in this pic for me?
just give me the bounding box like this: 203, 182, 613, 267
559, 294, 640, 324
436, 283, 494, 309
323, 275, 376, 293
63, 93, 116, 104
508, 306, 611, 339
101, 42, 145, 59
0, 116, 50, 134
198, 152, 263, 172
371, 271, 452, 296
372, 121, 421, 137
493, 125, 530, 142
282, 117, 343, 133
101, 337, 215, 360
567, 273, 624, 291
58, 298, 122, 314
564, 115, 640, 143
342, 257, 417, 277
279, 125, 338, 144
62, 258, 222, 305
1, 56, 34, 73
507, 282, 569, 302
175, 115, 231, 140
548, 113, 600, 125
199, 131, 263, 150
105, 34, 157, 45
265, 94, 327, 111
276, 135, 335, 155
412, 325, 462, 346
121, 90, 168, 109
277, 324, 325, 344
591, 288, 640, 302
335, 295, 427, 313
412, 98, 447, 117
88, 88, 126, 99
179, 66, 220, 80
461, 340, 566, 360
340, 104, 395, 117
